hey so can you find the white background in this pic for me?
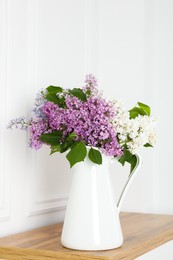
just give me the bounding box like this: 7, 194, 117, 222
0, 0, 173, 237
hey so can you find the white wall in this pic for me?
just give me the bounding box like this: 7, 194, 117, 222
0, 0, 173, 237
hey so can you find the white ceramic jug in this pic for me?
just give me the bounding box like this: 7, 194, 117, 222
61, 153, 141, 251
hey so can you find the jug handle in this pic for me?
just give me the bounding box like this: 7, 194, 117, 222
117, 154, 142, 213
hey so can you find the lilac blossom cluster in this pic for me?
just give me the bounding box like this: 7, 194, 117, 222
8, 74, 156, 171
32, 89, 47, 119
7, 117, 28, 130
29, 119, 48, 150
28, 74, 123, 157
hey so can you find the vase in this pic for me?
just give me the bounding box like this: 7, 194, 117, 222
61, 153, 141, 251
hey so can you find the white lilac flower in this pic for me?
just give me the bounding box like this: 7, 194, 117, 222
148, 131, 157, 146
111, 101, 157, 154
111, 99, 129, 143
7, 117, 28, 130
125, 116, 156, 154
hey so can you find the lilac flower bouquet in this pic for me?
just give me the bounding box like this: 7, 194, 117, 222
8, 74, 156, 173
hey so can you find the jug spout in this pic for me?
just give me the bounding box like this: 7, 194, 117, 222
117, 154, 142, 213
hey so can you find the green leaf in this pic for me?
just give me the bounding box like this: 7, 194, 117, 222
128, 154, 137, 175
138, 102, 151, 116
86, 89, 92, 96
144, 143, 153, 147
46, 93, 61, 104
129, 107, 147, 119
50, 145, 61, 155
66, 142, 87, 168
88, 148, 102, 165
67, 132, 77, 141
60, 140, 75, 153
69, 88, 87, 101
118, 147, 133, 166
46, 93, 66, 108
118, 146, 138, 176
46, 85, 62, 94
129, 102, 151, 119
45, 86, 64, 106
129, 108, 140, 119
40, 131, 62, 145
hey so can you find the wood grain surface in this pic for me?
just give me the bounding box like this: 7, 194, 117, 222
0, 212, 173, 259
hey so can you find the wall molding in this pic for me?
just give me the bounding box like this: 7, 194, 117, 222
28, 195, 68, 217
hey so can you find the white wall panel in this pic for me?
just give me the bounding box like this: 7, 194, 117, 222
152, 0, 173, 214
0, 0, 11, 222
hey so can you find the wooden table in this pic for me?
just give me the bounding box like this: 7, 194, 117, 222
0, 212, 173, 260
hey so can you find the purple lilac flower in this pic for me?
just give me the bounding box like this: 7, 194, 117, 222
42, 102, 67, 131
85, 74, 98, 87
83, 74, 98, 96
102, 138, 123, 157
26, 75, 123, 157
41, 94, 122, 157
29, 119, 48, 150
